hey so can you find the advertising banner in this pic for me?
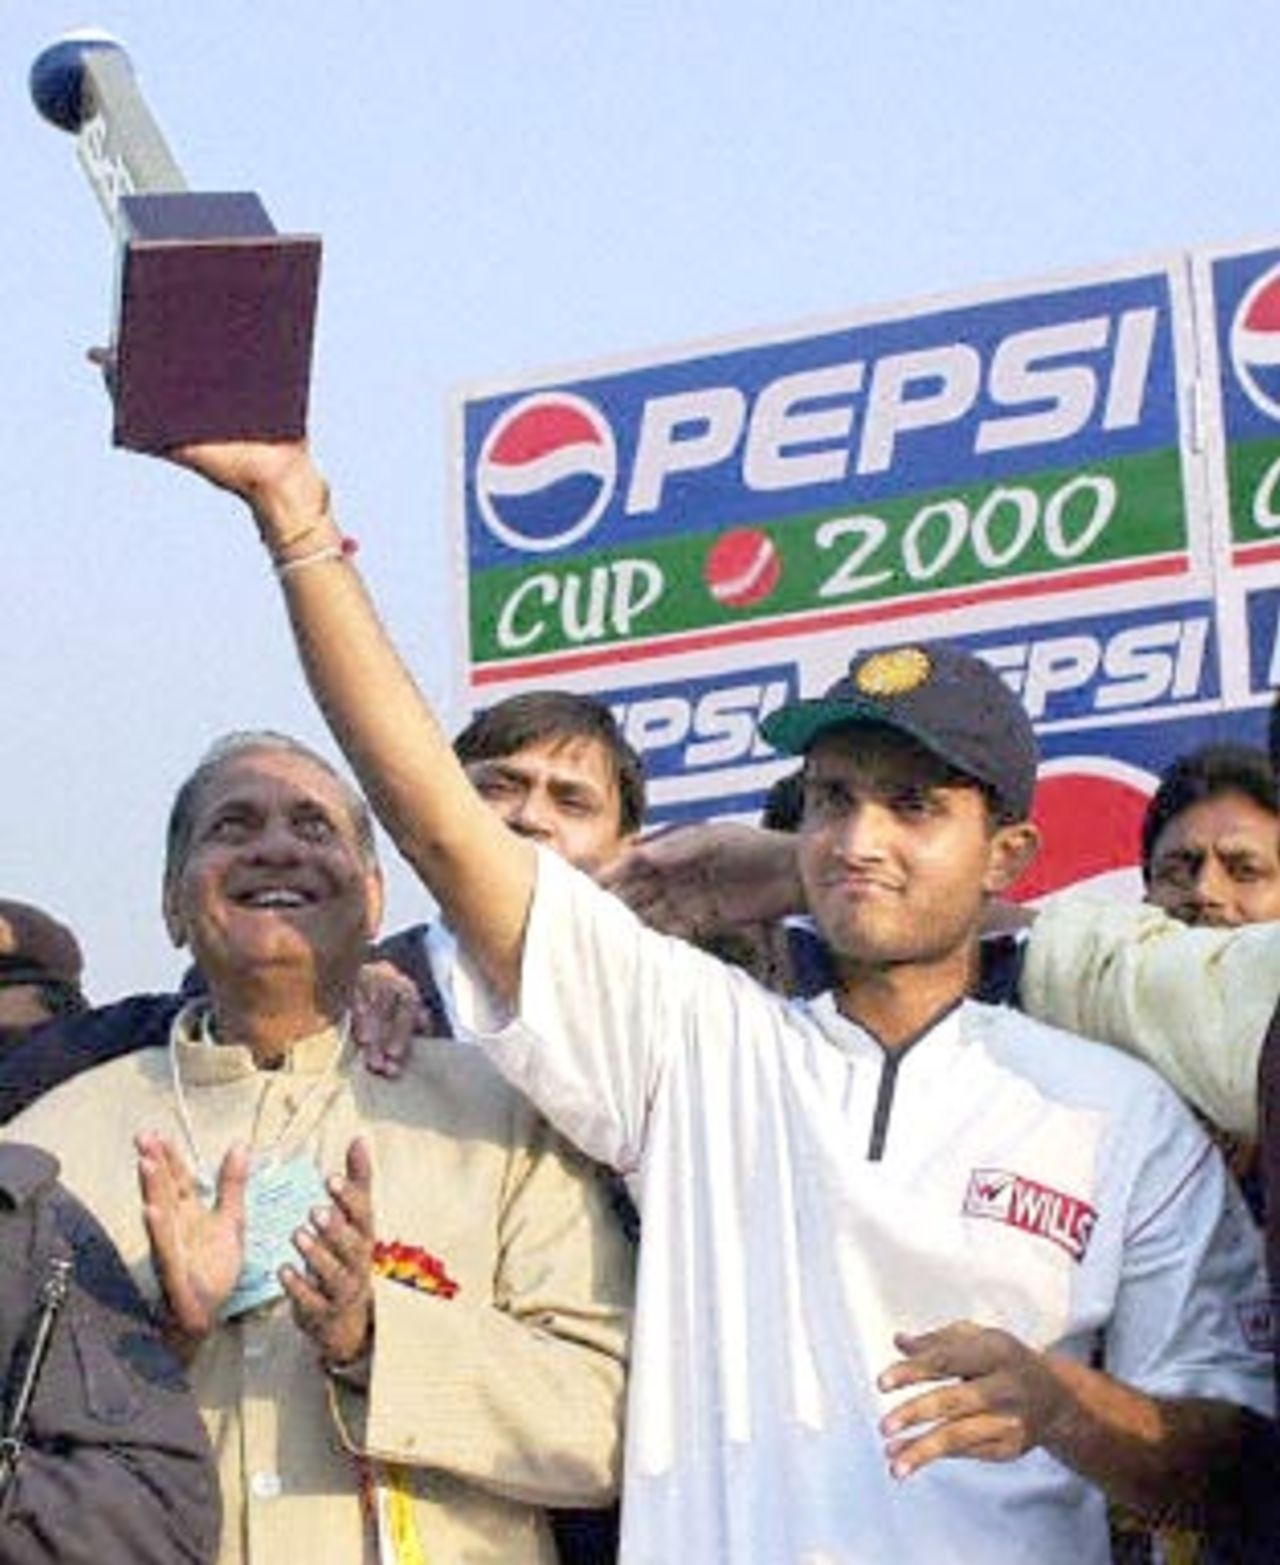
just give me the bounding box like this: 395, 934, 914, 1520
1197, 243, 1280, 573
452, 245, 1280, 889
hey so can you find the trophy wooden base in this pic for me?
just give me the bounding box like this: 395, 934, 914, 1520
111, 192, 321, 452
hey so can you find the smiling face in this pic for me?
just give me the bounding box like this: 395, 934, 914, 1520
162, 747, 383, 994
797, 727, 1037, 987
464, 735, 633, 877
1146, 789, 1280, 927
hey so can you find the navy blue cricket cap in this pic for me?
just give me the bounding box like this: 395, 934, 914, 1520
760, 642, 1039, 821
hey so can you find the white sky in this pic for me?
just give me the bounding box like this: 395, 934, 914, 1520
3, 0, 1279, 997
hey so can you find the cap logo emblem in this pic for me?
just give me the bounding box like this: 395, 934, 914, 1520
853, 647, 932, 697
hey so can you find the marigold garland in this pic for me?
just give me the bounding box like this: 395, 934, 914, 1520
372, 1239, 459, 1299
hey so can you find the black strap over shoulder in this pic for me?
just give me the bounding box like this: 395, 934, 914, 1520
0, 1255, 72, 1501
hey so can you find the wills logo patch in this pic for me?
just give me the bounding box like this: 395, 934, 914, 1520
963, 1168, 1098, 1262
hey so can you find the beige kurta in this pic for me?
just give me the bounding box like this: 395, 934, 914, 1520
1021, 895, 1280, 1138
6, 1008, 633, 1565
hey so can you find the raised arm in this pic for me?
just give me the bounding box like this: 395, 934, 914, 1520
168, 441, 534, 1004
1020, 898, 1280, 1138
600, 821, 806, 940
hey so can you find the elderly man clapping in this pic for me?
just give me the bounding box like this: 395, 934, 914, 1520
5, 730, 632, 1565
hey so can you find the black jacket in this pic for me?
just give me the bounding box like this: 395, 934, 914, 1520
0, 1143, 220, 1563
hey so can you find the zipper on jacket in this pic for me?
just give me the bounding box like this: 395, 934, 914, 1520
866, 1051, 904, 1162
862, 997, 966, 1162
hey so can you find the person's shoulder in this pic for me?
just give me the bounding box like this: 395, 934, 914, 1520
26, 989, 181, 1050
358, 1031, 533, 1130
0, 1149, 117, 1295
969, 1000, 1198, 1115
56, 1041, 169, 1094
0, 990, 181, 1123
0, 1141, 60, 1207
6, 1046, 168, 1137
1031, 894, 1280, 969
89, 989, 186, 1030
381, 1032, 623, 1168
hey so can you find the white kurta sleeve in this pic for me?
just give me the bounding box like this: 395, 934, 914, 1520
1103, 1106, 1273, 1415
1020, 898, 1280, 1138
447, 847, 732, 1173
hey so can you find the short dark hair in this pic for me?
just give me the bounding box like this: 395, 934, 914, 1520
165, 731, 378, 889
454, 691, 646, 837
761, 768, 805, 833
1140, 741, 1279, 883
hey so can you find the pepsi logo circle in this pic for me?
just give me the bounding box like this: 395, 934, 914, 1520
1016, 755, 1154, 902
1231, 263, 1280, 421
475, 393, 617, 554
